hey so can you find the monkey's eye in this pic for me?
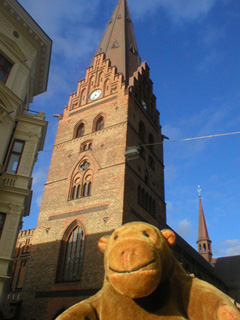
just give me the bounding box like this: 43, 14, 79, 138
114, 235, 118, 240
143, 231, 149, 237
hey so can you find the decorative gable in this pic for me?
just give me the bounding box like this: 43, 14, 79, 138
0, 32, 27, 62
129, 62, 159, 126
67, 53, 125, 111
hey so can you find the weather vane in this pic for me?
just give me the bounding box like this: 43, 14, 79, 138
197, 185, 202, 197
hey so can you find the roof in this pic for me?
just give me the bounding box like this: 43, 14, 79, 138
212, 255, 240, 289
91, 0, 141, 83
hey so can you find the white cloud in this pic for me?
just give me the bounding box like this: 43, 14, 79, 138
164, 163, 178, 183
162, 123, 182, 140
197, 50, 223, 72
32, 168, 47, 186
226, 246, 240, 256
129, 0, 216, 23
200, 26, 225, 47
222, 239, 240, 247
176, 218, 192, 237
36, 195, 43, 207
221, 239, 240, 257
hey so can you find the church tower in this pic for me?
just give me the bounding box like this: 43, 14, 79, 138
21, 1, 165, 319
196, 186, 212, 263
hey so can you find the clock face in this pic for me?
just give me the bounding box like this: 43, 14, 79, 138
89, 89, 102, 101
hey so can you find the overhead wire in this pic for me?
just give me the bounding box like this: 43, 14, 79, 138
134, 131, 240, 149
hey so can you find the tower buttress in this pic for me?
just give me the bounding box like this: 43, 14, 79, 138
196, 186, 212, 263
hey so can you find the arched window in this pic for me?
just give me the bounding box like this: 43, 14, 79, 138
82, 171, 92, 197
144, 170, 149, 185
146, 193, 149, 211
76, 123, 85, 138
96, 117, 104, 131
149, 134, 154, 151
148, 155, 155, 171
93, 114, 106, 132
69, 159, 93, 200
56, 221, 85, 282
80, 140, 93, 153
70, 173, 81, 200
76, 185, 81, 198
139, 121, 145, 141
138, 186, 141, 205
87, 182, 92, 196
149, 196, 152, 213
139, 145, 145, 159
152, 200, 156, 217
141, 189, 145, 207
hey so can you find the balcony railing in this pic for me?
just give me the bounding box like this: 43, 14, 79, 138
1, 172, 32, 190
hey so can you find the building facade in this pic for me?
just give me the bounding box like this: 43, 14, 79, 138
7, 1, 238, 320
0, 0, 51, 313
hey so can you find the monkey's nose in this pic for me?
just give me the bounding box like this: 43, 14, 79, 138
122, 249, 135, 266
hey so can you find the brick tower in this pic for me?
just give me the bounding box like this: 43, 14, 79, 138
21, 1, 166, 319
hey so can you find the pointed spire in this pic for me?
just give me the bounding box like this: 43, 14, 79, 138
196, 186, 212, 263
92, 0, 141, 82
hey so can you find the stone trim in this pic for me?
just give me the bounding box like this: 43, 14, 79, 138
53, 121, 127, 149
48, 204, 109, 221
69, 96, 117, 117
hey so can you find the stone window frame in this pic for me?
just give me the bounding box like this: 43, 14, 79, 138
73, 120, 86, 139
139, 121, 146, 141
69, 159, 93, 200
80, 140, 93, 153
5, 140, 25, 174
148, 155, 155, 171
0, 53, 13, 84
137, 185, 156, 218
148, 133, 154, 152
92, 113, 106, 132
56, 220, 85, 283
0, 212, 6, 238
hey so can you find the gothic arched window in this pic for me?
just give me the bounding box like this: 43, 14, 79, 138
149, 134, 154, 151
148, 155, 155, 171
96, 117, 104, 131
152, 200, 156, 217
93, 114, 106, 132
56, 221, 85, 282
76, 123, 85, 138
139, 121, 145, 141
138, 186, 142, 205
69, 159, 93, 200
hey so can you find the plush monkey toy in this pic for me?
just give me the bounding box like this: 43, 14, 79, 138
56, 222, 240, 320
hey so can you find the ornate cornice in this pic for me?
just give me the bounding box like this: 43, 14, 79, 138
0, 0, 52, 96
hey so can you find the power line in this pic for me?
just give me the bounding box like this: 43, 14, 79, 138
136, 131, 240, 148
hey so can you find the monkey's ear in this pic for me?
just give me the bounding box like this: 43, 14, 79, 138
161, 229, 176, 246
98, 236, 110, 253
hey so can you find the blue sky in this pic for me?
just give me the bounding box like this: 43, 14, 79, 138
19, 0, 240, 258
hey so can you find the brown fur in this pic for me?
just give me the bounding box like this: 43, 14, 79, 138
56, 222, 240, 320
